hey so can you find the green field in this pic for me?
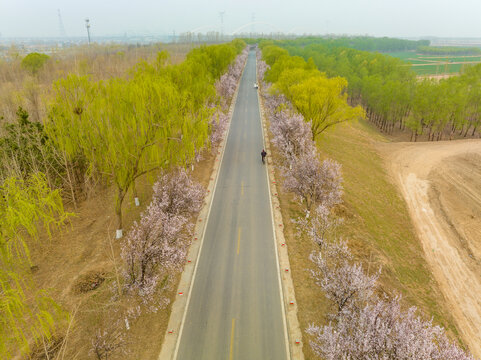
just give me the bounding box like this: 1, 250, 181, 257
387, 51, 481, 75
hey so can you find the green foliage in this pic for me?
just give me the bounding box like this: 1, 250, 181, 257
21, 52, 50, 75
0, 107, 59, 185
273, 36, 429, 53
47, 40, 245, 231
290, 76, 365, 139
261, 45, 289, 66
417, 46, 481, 55
269, 37, 481, 140
261, 44, 364, 140
0, 172, 69, 261
0, 172, 69, 358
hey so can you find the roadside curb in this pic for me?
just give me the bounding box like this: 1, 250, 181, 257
158, 58, 247, 360
257, 61, 305, 359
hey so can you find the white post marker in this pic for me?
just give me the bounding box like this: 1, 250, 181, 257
116, 229, 123, 239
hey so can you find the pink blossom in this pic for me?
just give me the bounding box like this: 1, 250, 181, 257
310, 246, 379, 314
209, 110, 229, 151
121, 168, 205, 300
281, 148, 343, 211
269, 109, 315, 163
153, 167, 205, 217
307, 296, 474, 360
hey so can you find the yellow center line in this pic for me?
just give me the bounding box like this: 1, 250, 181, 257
237, 227, 241, 255
229, 318, 236, 360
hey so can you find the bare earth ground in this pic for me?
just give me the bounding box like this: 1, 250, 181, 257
380, 139, 481, 358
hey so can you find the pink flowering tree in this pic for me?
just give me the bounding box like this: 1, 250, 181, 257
215, 48, 248, 110
296, 204, 344, 248
263, 93, 288, 116
282, 149, 343, 211
90, 327, 128, 360
310, 242, 380, 315
215, 73, 238, 109
121, 168, 205, 299
307, 296, 475, 360
121, 203, 187, 299
270, 109, 315, 163
257, 58, 269, 85
209, 110, 229, 152
153, 167, 205, 217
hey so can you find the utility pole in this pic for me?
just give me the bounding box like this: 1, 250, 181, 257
85, 18, 91, 45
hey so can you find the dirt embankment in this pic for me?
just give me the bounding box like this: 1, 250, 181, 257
380, 139, 481, 358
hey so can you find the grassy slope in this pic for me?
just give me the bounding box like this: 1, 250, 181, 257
275, 119, 461, 358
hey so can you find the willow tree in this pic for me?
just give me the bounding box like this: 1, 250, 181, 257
47, 42, 243, 238
0, 172, 69, 358
48, 72, 211, 238
289, 76, 365, 141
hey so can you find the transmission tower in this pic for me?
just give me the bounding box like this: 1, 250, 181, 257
57, 9, 66, 37
85, 18, 91, 45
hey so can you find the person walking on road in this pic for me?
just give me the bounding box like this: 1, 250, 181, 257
261, 149, 267, 164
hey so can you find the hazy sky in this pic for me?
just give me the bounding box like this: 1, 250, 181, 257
1, 0, 480, 38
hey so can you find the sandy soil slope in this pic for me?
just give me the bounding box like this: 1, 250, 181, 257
380, 139, 481, 358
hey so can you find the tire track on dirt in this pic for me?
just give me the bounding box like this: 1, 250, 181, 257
381, 140, 481, 359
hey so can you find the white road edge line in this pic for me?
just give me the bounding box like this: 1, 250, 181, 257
171, 57, 247, 360
256, 54, 292, 360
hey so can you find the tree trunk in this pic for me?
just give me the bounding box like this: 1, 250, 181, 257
63, 152, 77, 209
115, 186, 126, 238
132, 180, 140, 206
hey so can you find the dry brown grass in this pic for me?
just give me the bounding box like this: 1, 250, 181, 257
0, 43, 194, 126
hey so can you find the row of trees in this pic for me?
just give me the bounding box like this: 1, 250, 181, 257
259, 43, 364, 142
273, 36, 430, 53
417, 46, 481, 55
258, 50, 475, 360
275, 38, 481, 141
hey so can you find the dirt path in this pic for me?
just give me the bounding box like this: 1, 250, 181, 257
379, 139, 481, 358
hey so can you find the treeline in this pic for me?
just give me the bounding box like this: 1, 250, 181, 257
258, 42, 363, 141
0, 39, 246, 357
417, 45, 481, 55
274, 38, 481, 141
272, 36, 429, 52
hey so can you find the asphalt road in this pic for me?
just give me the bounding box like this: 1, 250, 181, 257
175, 50, 288, 360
